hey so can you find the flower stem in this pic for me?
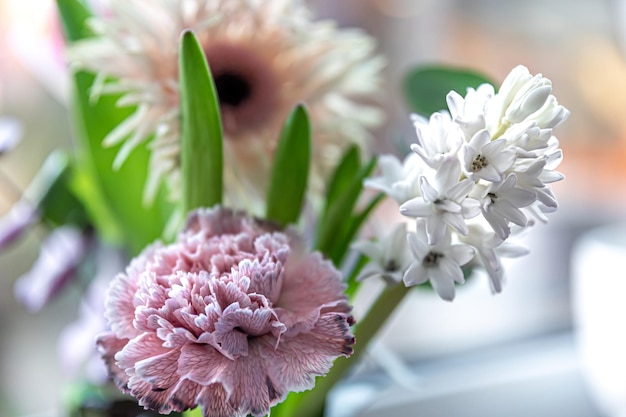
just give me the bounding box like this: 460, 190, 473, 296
292, 283, 411, 417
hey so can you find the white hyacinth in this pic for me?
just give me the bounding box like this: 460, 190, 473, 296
358, 65, 568, 300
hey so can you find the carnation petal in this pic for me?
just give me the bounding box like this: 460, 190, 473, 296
134, 347, 181, 391
95, 332, 131, 391
178, 343, 231, 387
168, 378, 204, 413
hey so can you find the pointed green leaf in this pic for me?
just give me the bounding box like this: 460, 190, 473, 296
56, 0, 94, 42
315, 154, 377, 262
323, 145, 359, 216
404, 65, 495, 116
330, 191, 385, 266
179, 30, 223, 214
265, 104, 311, 226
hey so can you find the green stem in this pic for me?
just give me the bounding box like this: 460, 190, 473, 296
490, 120, 510, 140
293, 283, 411, 417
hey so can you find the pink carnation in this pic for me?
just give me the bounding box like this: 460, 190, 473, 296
97, 207, 354, 417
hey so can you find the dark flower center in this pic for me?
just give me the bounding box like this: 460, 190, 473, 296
384, 259, 398, 272
203, 43, 279, 136
423, 251, 444, 267
214, 72, 252, 107
471, 154, 488, 171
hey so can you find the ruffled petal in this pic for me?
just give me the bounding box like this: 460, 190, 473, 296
95, 332, 131, 391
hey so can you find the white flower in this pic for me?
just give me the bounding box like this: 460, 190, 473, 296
410, 112, 463, 169
68, 0, 386, 205
400, 157, 480, 245
446, 83, 494, 140
459, 224, 528, 293
403, 220, 475, 301
474, 173, 536, 239
500, 122, 553, 156
364, 153, 424, 204
512, 155, 561, 210
351, 222, 412, 284
529, 95, 570, 129
485, 65, 569, 137
461, 129, 515, 182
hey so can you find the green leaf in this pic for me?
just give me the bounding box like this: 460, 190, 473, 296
330, 192, 385, 266
25, 150, 89, 229
265, 104, 311, 226
323, 145, 359, 216
179, 30, 223, 214
56, 0, 94, 42
57, 0, 175, 254
315, 152, 377, 263
403, 65, 495, 116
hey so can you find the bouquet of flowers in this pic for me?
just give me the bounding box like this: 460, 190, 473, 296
1, 1, 568, 416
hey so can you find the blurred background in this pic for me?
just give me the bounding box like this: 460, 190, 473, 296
1, 0, 625, 416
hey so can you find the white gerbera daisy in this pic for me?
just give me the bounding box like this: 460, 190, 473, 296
68, 0, 386, 207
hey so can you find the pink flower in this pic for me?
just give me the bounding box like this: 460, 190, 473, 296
97, 207, 354, 417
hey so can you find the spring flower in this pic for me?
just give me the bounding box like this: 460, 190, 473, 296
68, 0, 385, 206
472, 174, 535, 240
459, 225, 529, 293
399, 157, 480, 245
351, 222, 412, 284
96, 207, 354, 417
446, 84, 494, 140
485, 65, 569, 136
403, 220, 475, 301
410, 112, 463, 169
461, 130, 515, 182
363, 153, 424, 205
365, 65, 568, 297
